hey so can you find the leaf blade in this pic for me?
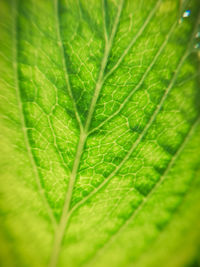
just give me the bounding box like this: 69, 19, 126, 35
0, 0, 200, 267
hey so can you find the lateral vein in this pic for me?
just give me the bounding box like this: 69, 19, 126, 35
12, 0, 57, 229
87, 115, 200, 264
103, 0, 162, 82
89, 20, 177, 134
54, 0, 83, 130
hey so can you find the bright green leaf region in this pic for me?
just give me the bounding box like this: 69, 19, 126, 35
0, 0, 200, 266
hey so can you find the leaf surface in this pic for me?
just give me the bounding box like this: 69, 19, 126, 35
0, 0, 200, 266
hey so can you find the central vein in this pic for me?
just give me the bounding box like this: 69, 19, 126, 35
49, 0, 124, 266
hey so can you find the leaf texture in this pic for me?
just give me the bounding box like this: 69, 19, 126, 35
0, 0, 200, 266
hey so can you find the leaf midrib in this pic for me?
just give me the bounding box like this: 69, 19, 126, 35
49, 0, 169, 265
49, 0, 124, 266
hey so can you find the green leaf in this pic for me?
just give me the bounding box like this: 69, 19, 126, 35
0, 0, 200, 266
